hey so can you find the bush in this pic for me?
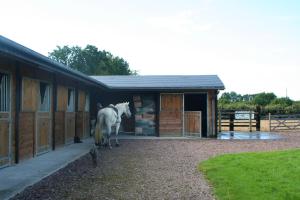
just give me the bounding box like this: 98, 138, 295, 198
218, 92, 300, 115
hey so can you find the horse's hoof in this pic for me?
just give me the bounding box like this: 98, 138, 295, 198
115, 143, 120, 147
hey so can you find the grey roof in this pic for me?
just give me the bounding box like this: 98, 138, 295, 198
0, 35, 107, 88
90, 75, 225, 90
0, 35, 225, 91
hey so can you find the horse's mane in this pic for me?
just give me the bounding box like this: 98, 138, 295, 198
115, 102, 129, 106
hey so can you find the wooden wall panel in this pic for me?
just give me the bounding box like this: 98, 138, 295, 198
55, 111, 65, 147
78, 90, 85, 112
161, 94, 182, 111
22, 78, 38, 111
76, 111, 84, 139
20, 65, 52, 82
0, 120, 9, 160
65, 112, 75, 144
19, 112, 35, 160
75, 111, 90, 139
207, 91, 213, 137
159, 114, 182, 134
57, 86, 68, 111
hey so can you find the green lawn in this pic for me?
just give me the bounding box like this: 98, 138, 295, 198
199, 149, 300, 200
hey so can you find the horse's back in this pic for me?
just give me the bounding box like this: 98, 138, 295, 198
97, 107, 117, 125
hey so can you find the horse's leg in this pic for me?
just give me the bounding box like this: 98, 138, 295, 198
94, 119, 100, 146
89, 147, 98, 167
115, 123, 121, 147
107, 125, 112, 149
98, 115, 105, 148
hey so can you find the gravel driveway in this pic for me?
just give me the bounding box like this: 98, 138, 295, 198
12, 132, 300, 200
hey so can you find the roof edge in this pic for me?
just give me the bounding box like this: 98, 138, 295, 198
0, 35, 108, 89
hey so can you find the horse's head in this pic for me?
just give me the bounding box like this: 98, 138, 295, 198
124, 102, 132, 118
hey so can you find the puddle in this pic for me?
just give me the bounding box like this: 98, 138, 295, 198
217, 131, 282, 140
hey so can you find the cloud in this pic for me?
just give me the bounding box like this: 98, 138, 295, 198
275, 15, 299, 21
146, 10, 213, 34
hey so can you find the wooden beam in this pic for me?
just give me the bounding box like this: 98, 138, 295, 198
214, 90, 218, 136
14, 62, 21, 164
74, 86, 80, 142
52, 73, 57, 150
155, 93, 160, 137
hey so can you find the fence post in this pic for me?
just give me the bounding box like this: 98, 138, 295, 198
229, 112, 234, 131
218, 111, 222, 132
249, 111, 252, 132
268, 113, 271, 132
256, 107, 261, 131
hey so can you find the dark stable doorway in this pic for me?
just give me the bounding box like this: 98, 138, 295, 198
184, 93, 207, 137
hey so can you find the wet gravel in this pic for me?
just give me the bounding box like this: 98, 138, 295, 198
11, 132, 300, 200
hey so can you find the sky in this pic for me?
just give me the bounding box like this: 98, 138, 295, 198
1, 0, 300, 100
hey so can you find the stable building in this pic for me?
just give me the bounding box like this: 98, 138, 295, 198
0, 35, 225, 169
90, 75, 225, 137
0, 36, 106, 168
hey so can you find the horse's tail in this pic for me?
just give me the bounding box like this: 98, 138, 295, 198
94, 114, 104, 146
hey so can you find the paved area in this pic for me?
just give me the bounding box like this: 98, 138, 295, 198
0, 138, 94, 200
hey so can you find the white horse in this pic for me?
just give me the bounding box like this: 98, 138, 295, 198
94, 102, 131, 149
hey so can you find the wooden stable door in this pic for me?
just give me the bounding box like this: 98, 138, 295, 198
0, 73, 11, 167
36, 112, 51, 154
184, 111, 202, 137
0, 113, 10, 167
36, 82, 52, 155
65, 112, 75, 144
159, 94, 183, 135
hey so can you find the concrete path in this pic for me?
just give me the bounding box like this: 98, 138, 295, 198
0, 135, 201, 200
0, 138, 94, 200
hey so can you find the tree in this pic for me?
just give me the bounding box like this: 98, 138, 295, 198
252, 92, 277, 106
270, 97, 293, 106
218, 91, 299, 114
219, 92, 243, 103
48, 45, 136, 75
